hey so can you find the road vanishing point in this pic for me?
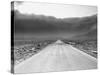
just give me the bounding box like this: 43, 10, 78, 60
14, 40, 97, 74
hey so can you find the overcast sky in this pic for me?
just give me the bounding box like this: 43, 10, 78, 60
14, 1, 97, 18
13, 1, 97, 40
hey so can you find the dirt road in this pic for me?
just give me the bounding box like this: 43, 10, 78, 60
14, 40, 97, 73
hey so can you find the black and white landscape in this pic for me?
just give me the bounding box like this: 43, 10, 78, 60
11, 1, 97, 74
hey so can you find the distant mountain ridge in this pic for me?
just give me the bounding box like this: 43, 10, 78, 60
12, 10, 97, 40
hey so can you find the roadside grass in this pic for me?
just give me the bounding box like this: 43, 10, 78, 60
12, 40, 55, 65
63, 40, 97, 58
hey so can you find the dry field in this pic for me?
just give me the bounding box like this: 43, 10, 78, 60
63, 40, 97, 58
12, 40, 55, 65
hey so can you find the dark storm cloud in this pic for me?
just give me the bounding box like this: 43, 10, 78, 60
12, 11, 97, 40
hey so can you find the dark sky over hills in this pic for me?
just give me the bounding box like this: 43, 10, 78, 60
12, 10, 97, 40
